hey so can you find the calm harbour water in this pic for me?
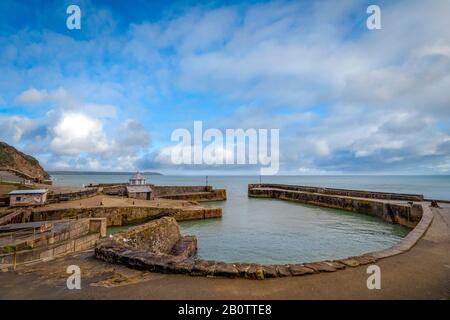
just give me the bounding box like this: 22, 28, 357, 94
52, 174, 449, 264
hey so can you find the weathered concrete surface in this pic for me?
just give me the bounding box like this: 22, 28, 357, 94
0, 207, 448, 299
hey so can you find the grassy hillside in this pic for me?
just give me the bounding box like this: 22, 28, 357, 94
0, 142, 50, 180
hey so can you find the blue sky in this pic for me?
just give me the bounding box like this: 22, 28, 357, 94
1, 0, 450, 174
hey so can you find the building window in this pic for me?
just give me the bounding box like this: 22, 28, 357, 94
16, 196, 21, 201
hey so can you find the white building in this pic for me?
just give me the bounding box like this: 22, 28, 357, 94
9, 189, 48, 207
129, 172, 146, 185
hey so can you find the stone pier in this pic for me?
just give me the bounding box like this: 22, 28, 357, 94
95, 184, 434, 280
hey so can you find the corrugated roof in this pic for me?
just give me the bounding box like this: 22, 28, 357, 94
9, 189, 48, 195
126, 185, 152, 193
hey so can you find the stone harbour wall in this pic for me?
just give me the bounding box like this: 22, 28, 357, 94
0, 233, 101, 267
158, 189, 227, 202
95, 216, 197, 268
248, 184, 424, 201
0, 218, 106, 269
152, 186, 213, 196
249, 186, 422, 228
31, 205, 222, 227
47, 188, 99, 203
95, 184, 433, 280
153, 186, 227, 202
95, 204, 433, 280
98, 184, 227, 201
113, 217, 182, 254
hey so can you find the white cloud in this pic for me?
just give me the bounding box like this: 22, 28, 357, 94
0, 116, 36, 143
50, 112, 109, 155
2, 0, 450, 173
15, 87, 118, 118
15, 87, 69, 105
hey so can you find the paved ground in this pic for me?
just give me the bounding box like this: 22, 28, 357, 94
32, 195, 200, 211
0, 207, 449, 300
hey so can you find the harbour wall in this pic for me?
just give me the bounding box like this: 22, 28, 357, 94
248, 185, 423, 228
100, 184, 227, 201
248, 184, 424, 201
95, 203, 433, 280
47, 188, 99, 203
31, 205, 222, 227
0, 218, 106, 268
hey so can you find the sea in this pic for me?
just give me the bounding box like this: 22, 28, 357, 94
51, 173, 449, 264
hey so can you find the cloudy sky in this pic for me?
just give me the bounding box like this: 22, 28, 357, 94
1, 0, 449, 174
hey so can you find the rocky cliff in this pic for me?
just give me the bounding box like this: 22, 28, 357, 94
0, 141, 50, 181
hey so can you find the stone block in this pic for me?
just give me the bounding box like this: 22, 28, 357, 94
289, 264, 315, 276
191, 260, 216, 276
303, 262, 337, 272
204, 208, 222, 219
246, 264, 265, 280
173, 259, 196, 274
213, 262, 239, 278
353, 255, 377, 265
275, 265, 291, 277
262, 265, 278, 278
338, 258, 360, 267
170, 235, 197, 258
234, 263, 251, 277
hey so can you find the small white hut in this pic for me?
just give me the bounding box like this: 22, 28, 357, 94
129, 172, 146, 185
8, 189, 48, 207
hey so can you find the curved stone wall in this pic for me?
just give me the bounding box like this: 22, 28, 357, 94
249, 185, 423, 228
94, 185, 434, 280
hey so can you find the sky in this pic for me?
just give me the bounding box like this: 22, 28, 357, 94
0, 0, 450, 175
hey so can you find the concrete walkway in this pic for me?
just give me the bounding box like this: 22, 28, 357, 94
0, 207, 449, 300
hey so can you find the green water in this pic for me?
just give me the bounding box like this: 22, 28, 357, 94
179, 199, 409, 265
51, 174, 436, 264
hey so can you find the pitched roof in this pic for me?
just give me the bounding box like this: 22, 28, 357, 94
126, 185, 152, 193
130, 172, 145, 180
9, 189, 48, 195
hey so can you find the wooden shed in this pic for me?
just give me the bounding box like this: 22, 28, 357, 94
8, 189, 48, 207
